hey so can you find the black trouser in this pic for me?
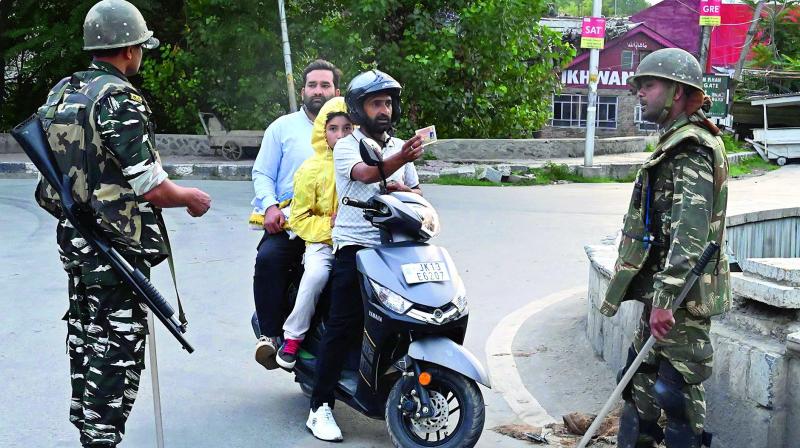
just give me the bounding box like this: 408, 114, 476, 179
253, 231, 305, 338
311, 245, 365, 410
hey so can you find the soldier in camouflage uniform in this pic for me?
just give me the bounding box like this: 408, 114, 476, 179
34, 1, 211, 446
601, 48, 730, 448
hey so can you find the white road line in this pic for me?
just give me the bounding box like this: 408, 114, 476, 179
485, 286, 586, 427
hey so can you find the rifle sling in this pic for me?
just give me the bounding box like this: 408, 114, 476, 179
153, 208, 187, 326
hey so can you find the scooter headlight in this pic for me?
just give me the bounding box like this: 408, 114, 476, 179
408, 202, 441, 239
369, 279, 413, 314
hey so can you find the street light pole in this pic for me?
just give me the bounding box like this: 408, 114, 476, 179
584, 0, 603, 167
277, 0, 297, 111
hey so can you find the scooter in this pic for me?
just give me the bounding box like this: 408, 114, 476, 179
253, 138, 490, 447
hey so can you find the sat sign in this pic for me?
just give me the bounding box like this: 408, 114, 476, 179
581, 17, 606, 49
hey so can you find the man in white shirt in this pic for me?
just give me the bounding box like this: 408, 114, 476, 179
305, 70, 423, 442
252, 59, 341, 369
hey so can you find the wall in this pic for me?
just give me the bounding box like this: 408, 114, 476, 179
0, 133, 213, 156
427, 135, 653, 161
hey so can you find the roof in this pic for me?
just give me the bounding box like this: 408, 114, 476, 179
748, 93, 800, 107
568, 23, 679, 67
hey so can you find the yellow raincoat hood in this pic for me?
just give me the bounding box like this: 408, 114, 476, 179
288, 97, 349, 245
311, 97, 348, 156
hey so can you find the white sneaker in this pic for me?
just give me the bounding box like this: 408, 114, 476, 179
306, 403, 343, 442
254, 336, 279, 370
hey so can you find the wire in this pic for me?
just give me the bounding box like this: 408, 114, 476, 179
673, 0, 700, 14
716, 18, 761, 26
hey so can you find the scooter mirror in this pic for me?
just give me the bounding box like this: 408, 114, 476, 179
359, 138, 383, 167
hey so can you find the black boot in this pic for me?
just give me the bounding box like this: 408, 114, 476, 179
664, 420, 702, 448
617, 401, 663, 448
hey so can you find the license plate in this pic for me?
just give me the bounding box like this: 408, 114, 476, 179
401, 262, 450, 284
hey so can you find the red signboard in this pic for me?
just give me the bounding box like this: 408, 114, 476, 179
581, 17, 606, 49
700, 0, 722, 26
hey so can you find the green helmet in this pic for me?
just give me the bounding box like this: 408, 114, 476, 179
83, 0, 159, 51
628, 48, 704, 94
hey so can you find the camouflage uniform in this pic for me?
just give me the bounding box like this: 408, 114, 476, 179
602, 113, 730, 446
36, 60, 168, 447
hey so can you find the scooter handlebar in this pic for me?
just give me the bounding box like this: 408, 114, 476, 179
342, 197, 372, 209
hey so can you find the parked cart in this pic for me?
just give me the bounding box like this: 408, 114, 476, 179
744, 94, 800, 166
746, 128, 800, 166
198, 112, 263, 161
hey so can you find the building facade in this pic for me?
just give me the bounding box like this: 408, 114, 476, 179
543, 25, 671, 138
541, 0, 752, 138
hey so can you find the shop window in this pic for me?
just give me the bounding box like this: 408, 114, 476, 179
638, 50, 652, 66
621, 50, 634, 69
551, 94, 618, 129
634, 104, 659, 131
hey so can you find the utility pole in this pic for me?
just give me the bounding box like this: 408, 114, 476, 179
277, 0, 297, 111
698, 25, 712, 70
733, 0, 766, 83
584, 0, 603, 167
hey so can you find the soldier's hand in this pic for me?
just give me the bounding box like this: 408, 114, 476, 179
399, 135, 424, 163
264, 205, 285, 234
649, 307, 675, 340
186, 188, 211, 217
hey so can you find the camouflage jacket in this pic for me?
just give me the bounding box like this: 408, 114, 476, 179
601, 114, 731, 318
35, 61, 169, 270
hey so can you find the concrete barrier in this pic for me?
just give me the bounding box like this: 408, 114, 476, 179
585, 207, 800, 448
0, 132, 656, 159
427, 136, 656, 161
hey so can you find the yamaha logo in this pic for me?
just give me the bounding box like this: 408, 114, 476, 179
433, 309, 444, 321
369, 310, 383, 322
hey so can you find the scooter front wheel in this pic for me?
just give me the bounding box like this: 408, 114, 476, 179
385, 365, 485, 448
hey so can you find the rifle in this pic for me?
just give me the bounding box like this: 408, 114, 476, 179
12, 114, 194, 353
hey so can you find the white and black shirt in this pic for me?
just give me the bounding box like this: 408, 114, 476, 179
332, 128, 420, 250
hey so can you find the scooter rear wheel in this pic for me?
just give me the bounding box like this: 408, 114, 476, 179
385, 365, 485, 448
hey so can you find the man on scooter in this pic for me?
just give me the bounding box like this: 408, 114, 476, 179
306, 69, 424, 442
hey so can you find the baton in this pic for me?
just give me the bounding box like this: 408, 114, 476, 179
577, 242, 720, 448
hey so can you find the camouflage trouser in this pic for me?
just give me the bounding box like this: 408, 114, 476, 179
629, 304, 713, 442
65, 257, 149, 447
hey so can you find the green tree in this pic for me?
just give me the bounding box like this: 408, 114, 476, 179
140, 0, 290, 133
552, 0, 648, 17
3, 0, 574, 138
1, 0, 185, 131
312, 0, 575, 138
740, 0, 800, 95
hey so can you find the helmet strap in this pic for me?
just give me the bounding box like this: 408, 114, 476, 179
657, 82, 676, 124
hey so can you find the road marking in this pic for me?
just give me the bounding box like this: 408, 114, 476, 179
485, 286, 586, 427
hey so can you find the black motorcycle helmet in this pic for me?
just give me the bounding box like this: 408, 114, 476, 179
345, 70, 402, 126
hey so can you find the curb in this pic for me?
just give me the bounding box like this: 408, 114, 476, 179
485, 286, 586, 428
0, 161, 39, 178
574, 151, 758, 180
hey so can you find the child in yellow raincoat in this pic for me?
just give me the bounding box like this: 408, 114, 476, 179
276, 97, 352, 369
